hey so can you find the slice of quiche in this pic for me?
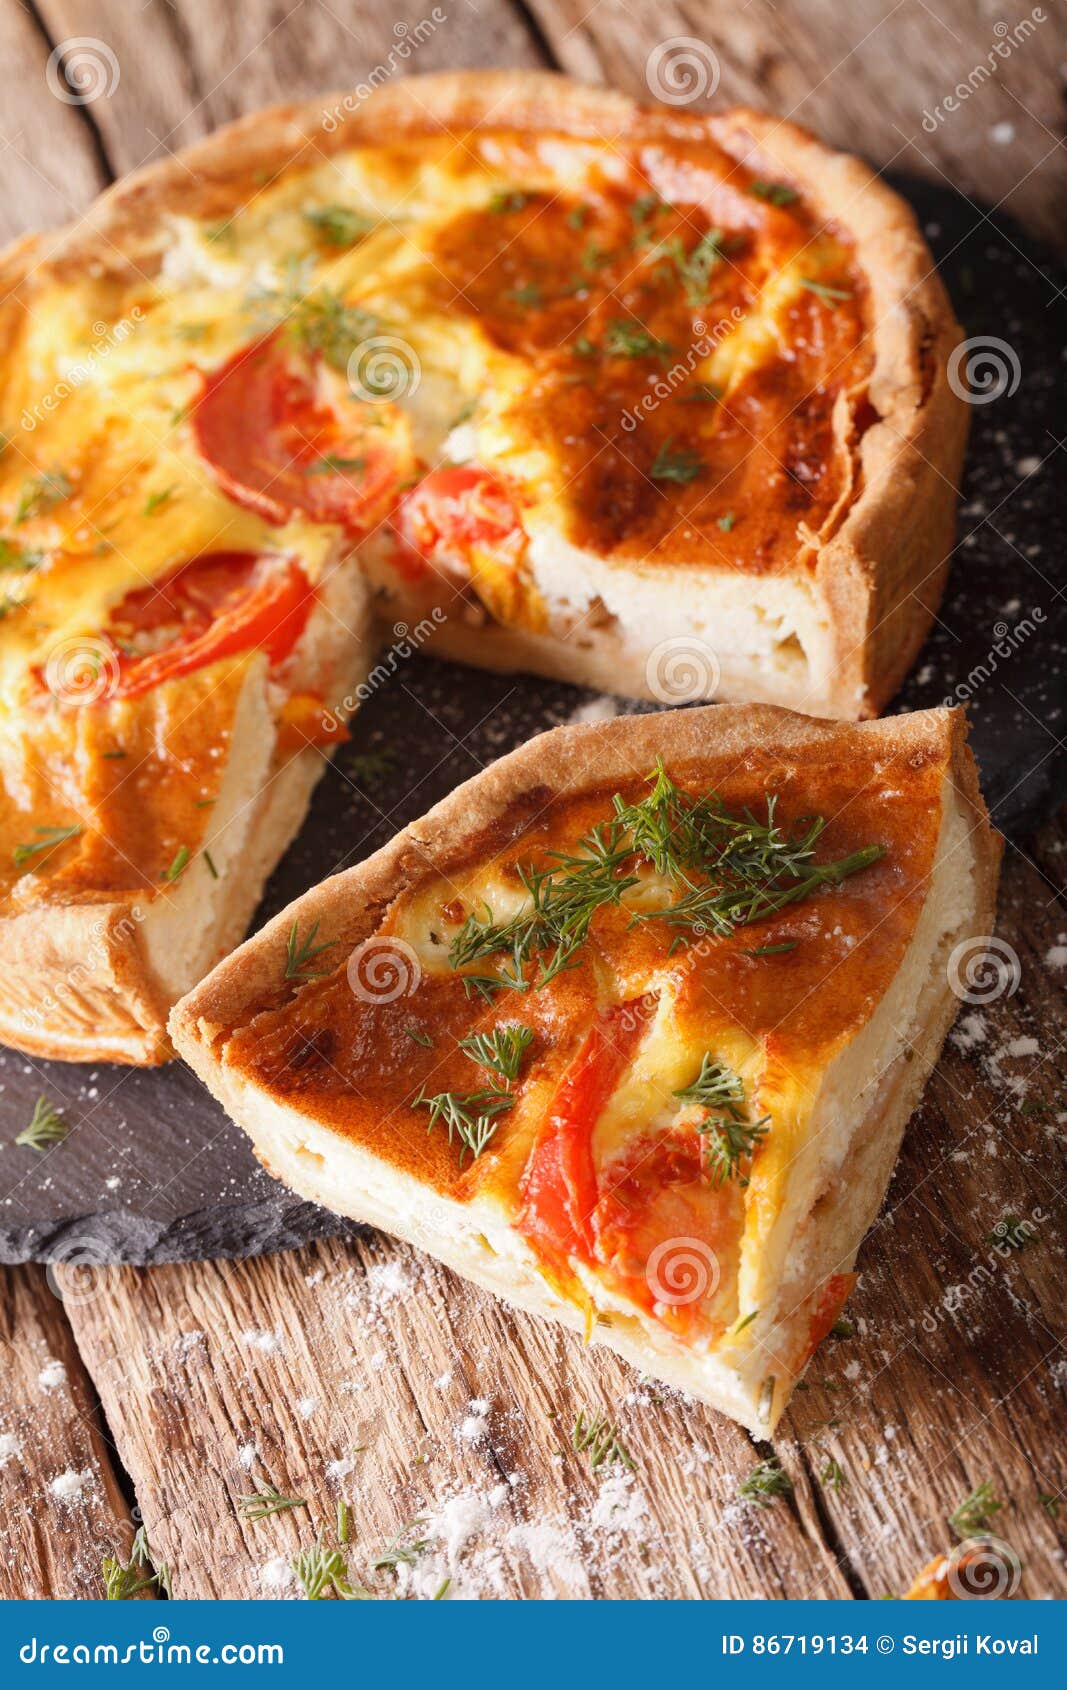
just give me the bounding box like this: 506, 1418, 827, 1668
171, 705, 1000, 1431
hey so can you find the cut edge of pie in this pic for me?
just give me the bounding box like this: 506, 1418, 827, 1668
170, 703, 1001, 1433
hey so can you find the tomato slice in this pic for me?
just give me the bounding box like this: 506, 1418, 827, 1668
193, 332, 400, 532
517, 996, 656, 1265
397, 465, 523, 576
103, 551, 313, 699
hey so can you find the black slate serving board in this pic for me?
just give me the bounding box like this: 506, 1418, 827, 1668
1, 176, 1063, 1265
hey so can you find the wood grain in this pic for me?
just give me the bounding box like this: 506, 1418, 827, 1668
0, 1264, 143, 1599
32, 0, 548, 178
1, 0, 1065, 1601
0, 1, 108, 244
66, 1235, 855, 1600
529, 0, 1067, 249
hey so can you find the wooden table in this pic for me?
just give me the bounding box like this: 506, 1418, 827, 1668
1, 0, 1064, 1600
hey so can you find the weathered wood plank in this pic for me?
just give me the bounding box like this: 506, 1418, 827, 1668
67, 1235, 854, 1600
528, 0, 1067, 249
33, 0, 549, 180
0, 1, 108, 244
0, 1264, 143, 1599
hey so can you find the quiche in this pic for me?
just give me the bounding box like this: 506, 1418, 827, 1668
171, 704, 1000, 1432
0, 72, 967, 1064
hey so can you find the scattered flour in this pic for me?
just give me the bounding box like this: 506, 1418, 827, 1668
239, 1327, 283, 1355
0, 1432, 22, 1466
258, 1556, 296, 1595
296, 1396, 319, 1420
458, 1398, 491, 1442
38, 1359, 67, 1393
49, 1468, 92, 1506
236, 1443, 258, 1471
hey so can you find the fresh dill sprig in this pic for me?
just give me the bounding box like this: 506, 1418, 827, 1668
413, 1087, 513, 1163
799, 277, 852, 304
738, 1457, 792, 1508
16, 1095, 68, 1151
603, 319, 671, 359
458, 1024, 533, 1083
15, 467, 72, 524
304, 205, 376, 246
102, 1526, 170, 1600
749, 180, 798, 207
673, 1053, 769, 1186
989, 1215, 1033, 1251
284, 919, 336, 983
251, 259, 378, 373
13, 823, 83, 869
445, 762, 883, 996
949, 1480, 1002, 1538
238, 1482, 308, 1521
161, 845, 191, 884
488, 188, 531, 214
649, 438, 705, 484
667, 227, 726, 306
571, 1410, 636, 1472
820, 1458, 847, 1491
372, 1517, 431, 1570
292, 1530, 371, 1600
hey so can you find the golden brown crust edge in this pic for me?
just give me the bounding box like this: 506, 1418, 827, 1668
1, 73, 967, 724
171, 702, 1001, 1058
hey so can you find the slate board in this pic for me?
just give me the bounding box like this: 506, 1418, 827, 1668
0, 176, 1063, 1265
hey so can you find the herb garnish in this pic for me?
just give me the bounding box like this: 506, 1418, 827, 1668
161, 845, 191, 884
572, 1410, 636, 1472
749, 180, 799, 207
458, 1023, 533, 1083
413, 1087, 514, 1164
292, 1531, 370, 1600
668, 228, 726, 306
604, 320, 671, 360
254, 266, 378, 374
13, 823, 83, 869
405, 1028, 434, 1047
16, 1095, 67, 1151
738, 1457, 792, 1508
649, 438, 705, 483
373, 1517, 431, 1570
102, 1527, 171, 1600
285, 919, 336, 983
15, 468, 72, 524
717, 511, 736, 532
949, 1481, 1002, 1537
304, 205, 376, 246
305, 454, 366, 476
489, 189, 531, 215
0, 537, 44, 571
799, 277, 853, 304
820, 1458, 847, 1491
143, 486, 176, 516
446, 763, 883, 994
989, 1215, 1032, 1251
238, 1482, 308, 1521
674, 1054, 770, 1187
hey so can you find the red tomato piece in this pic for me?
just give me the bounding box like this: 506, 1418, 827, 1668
104, 551, 313, 699
193, 332, 399, 532
517, 995, 657, 1265
397, 465, 523, 573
